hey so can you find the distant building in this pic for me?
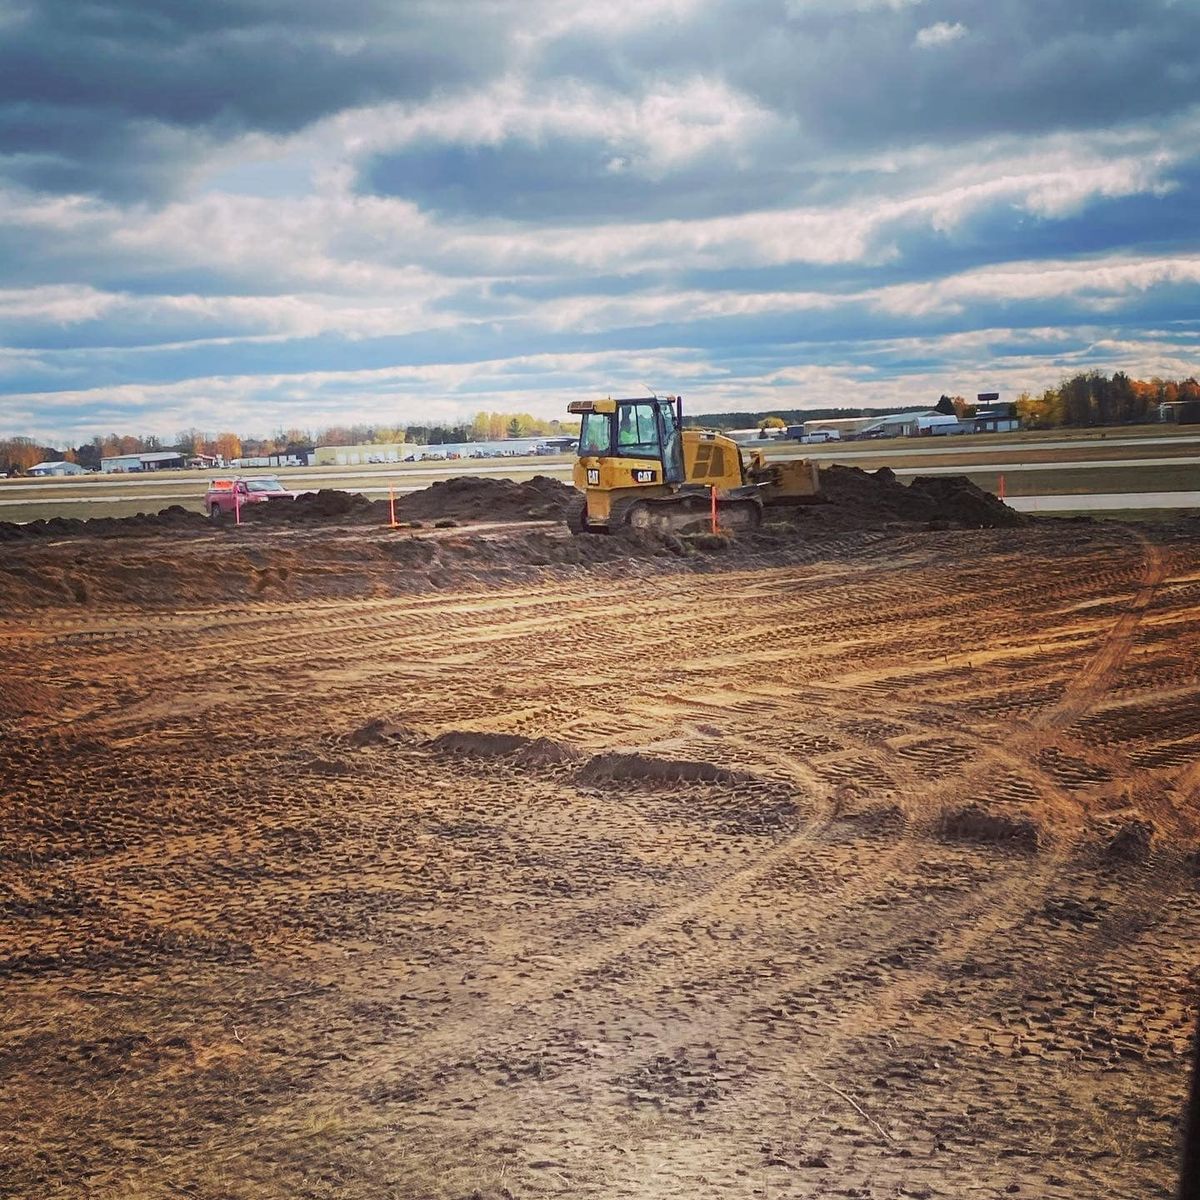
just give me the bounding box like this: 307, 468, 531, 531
27, 460, 86, 476
1159, 401, 1200, 425
796, 417, 877, 438
723, 428, 783, 444
311, 441, 421, 466
856, 411, 967, 438
311, 438, 547, 465
230, 454, 307, 469
972, 407, 1020, 433
101, 450, 186, 472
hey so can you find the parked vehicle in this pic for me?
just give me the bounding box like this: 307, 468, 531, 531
204, 475, 296, 520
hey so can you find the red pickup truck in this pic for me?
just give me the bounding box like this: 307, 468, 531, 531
205, 476, 296, 520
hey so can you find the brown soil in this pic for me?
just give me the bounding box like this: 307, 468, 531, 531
396, 474, 578, 524
1, 518, 1198, 1200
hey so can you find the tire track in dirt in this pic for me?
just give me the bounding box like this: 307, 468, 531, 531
1039, 532, 1168, 730
340, 578, 1098, 1106
4, 523, 1196, 1200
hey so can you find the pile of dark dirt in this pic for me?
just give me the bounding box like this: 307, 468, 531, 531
237, 476, 577, 528
792, 466, 1027, 531
415, 729, 755, 785
397, 475, 577, 524
938, 803, 1041, 850
578, 751, 747, 785
347, 719, 421, 747
0, 505, 210, 542
514, 737, 583, 767
1103, 818, 1155, 862
241, 489, 378, 525
428, 729, 585, 766
430, 730, 537, 757
907, 474, 1028, 528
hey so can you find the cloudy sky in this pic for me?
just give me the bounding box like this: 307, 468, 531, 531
1, 0, 1198, 443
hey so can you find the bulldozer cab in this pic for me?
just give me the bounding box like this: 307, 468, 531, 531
572, 396, 685, 484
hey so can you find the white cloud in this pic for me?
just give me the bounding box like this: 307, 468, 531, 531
915, 21, 966, 47
872, 253, 1200, 317
0, 284, 120, 324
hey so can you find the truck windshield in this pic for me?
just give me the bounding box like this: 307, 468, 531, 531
579, 412, 612, 455
246, 479, 285, 493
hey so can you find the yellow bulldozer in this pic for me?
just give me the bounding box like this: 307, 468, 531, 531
566, 394, 821, 534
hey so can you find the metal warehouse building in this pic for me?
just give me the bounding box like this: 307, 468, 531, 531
101, 451, 186, 472
28, 460, 86, 476
311, 442, 421, 466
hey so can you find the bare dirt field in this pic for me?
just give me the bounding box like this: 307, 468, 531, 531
2, 494, 1199, 1199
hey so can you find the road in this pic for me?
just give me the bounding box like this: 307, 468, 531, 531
795, 433, 1200, 459
1007, 491, 1200, 512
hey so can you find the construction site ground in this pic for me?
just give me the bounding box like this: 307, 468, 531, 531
2, 512, 1199, 1199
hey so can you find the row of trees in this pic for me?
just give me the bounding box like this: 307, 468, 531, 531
931, 373, 1200, 427
743, 374, 1199, 434
313, 412, 576, 447
0, 411, 580, 474
0, 437, 68, 474
1013, 373, 1200, 429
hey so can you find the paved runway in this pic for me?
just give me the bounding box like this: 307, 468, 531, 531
1006, 492, 1200, 512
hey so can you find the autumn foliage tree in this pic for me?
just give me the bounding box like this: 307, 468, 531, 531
0, 438, 48, 473
212, 432, 242, 461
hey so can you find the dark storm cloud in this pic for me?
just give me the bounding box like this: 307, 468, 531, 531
0, 0, 511, 197
351, 0, 1200, 230
538, 0, 1200, 147
361, 135, 820, 222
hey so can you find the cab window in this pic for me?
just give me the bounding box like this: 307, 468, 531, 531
579, 412, 612, 455
615, 403, 661, 458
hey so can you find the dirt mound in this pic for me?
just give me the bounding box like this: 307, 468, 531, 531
834, 803, 907, 832
938, 804, 1041, 851
429, 730, 536, 757
0, 505, 210, 542
238, 476, 577, 528
513, 737, 582, 767
398, 475, 577, 524
347, 718, 422, 747
1103, 818, 1155, 862
578, 752, 746, 785
425, 729, 582, 766
242, 489, 379, 525
907, 475, 1028, 528
776, 466, 1027, 533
